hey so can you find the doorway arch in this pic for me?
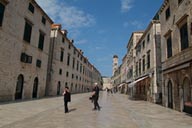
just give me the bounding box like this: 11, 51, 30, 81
57, 81, 61, 95
32, 77, 38, 98
167, 80, 173, 109
15, 74, 24, 100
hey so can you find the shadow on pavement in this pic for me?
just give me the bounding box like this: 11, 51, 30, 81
69, 108, 77, 112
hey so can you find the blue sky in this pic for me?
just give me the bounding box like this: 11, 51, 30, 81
36, 0, 163, 77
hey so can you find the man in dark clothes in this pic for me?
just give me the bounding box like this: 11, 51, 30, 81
62, 86, 71, 113
92, 82, 100, 111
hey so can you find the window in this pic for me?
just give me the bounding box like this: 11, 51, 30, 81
60, 49, 64, 62
36, 59, 41, 68
142, 56, 145, 72
0, 3, 5, 26
72, 58, 75, 69
180, 23, 189, 50
41, 16, 46, 25
74, 48, 76, 55
77, 61, 79, 71
142, 41, 145, 49
38, 32, 45, 50
72, 74, 74, 79
165, 7, 170, 20
28, 3, 34, 13
59, 69, 62, 75
167, 35, 172, 58
62, 37, 65, 43
67, 54, 70, 66
80, 64, 82, 73
23, 21, 32, 43
66, 72, 69, 77
147, 51, 150, 69
20, 53, 32, 64
147, 34, 150, 42
68, 44, 71, 49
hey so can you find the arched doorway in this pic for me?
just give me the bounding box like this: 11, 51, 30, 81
167, 80, 173, 108
57, 81, 61, 95
15, 74, 24, 100
32, 77, 38, 98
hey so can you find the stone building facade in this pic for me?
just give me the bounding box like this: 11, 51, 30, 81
133, 20, 162, 103
0, 0, 102, 102
159, 0, 192, 113
46, 24, 102, 96
0, 0, 53, 101
102, 77, 112, 90
126, 32, 143, 98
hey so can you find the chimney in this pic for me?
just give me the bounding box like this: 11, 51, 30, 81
61, 29, 68, 37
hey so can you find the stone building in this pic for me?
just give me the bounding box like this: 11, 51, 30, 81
102, 76, 112, 90
46, 24, 102, 96
159, 0, 192, 113
0, 0, 53, 101
126, 32, 143, 97
133, 20, 162, 103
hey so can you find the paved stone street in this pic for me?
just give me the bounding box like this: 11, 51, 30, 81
0, 92, 192, 128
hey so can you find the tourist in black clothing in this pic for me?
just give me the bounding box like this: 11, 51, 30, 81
92, 82, 100, 111
63, 86, 71, 113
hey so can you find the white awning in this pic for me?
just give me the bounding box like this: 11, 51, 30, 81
118, 83, 125, 88
128, 76, 149, 88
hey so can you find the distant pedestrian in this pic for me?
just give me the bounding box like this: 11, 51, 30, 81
91, 82, 100, 111
63, 86, 71, 113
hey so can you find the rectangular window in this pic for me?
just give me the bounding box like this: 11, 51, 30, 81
142, 41, 145, 49
60, 49, 64, 62
80, 64, 82, 73
36, 59, 41, 68
147, 51, 150, 69
72, 74, 74, 79
77, 61, 79, 71
23, 21, 32, 43
180, 23, 189, 50
59, 69, 62, 75
41, 16, 46, 25
147, 34, 150, 42
20, 53, 32, 64
72, 58, 75, 69
167, 35, 172, 58
67, 54, 70, 66
74, 48, 76, 55
66, 72, 69, 77
142, 56, 145, 72
0, 3, 5, 26
28, 3, 34, 13
62, 37, 65, 43
68, 44, 71, 49
165, 7, 170, 20
38, 32, 45, 50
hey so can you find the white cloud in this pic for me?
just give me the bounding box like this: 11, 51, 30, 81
36, 0, 95, 29
123, 20, 144, 29
121, 0, 133, 13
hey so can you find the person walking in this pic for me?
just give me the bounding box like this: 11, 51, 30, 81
92, 82, 100, 111
63, 86, 71, 113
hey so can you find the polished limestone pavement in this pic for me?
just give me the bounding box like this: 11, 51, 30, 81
0, 92, 192, 128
